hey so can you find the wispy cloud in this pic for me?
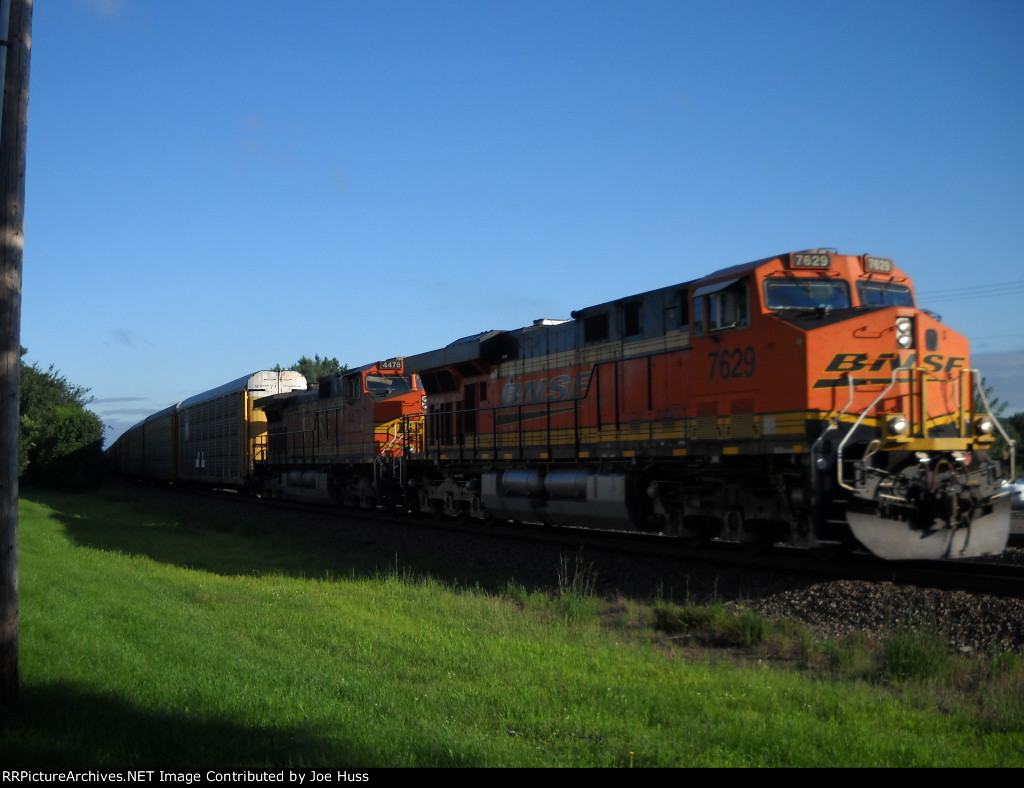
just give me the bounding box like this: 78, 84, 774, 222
240, 111, 306, 166
330, 171, 349, 193
109, 327, 152, 349
240, 111, 348, 192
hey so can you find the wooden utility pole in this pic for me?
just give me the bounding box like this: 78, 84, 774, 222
0, 0, 32, 707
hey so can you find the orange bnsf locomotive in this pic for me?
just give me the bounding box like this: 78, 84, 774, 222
252, 360, 424, 507
114, 250, 1015, 560
391, 249, 1013, 560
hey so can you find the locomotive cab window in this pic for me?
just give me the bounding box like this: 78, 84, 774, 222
765, 278, 851, 311
365, 372, 414, 393
663, 291, 689, 334
344, 374, 361, 402
692, 292, 704, 335
857, 280, 914, 308
695, 278, 749, 332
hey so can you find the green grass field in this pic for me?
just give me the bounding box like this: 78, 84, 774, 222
2, 487, 1022, 767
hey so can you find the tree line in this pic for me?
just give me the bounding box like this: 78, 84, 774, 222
19, 349, 103, 490
275, 354, 348, 383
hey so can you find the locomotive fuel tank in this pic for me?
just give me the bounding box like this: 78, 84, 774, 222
481, 469, 641, 530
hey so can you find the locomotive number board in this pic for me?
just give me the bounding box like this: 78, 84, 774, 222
861, 255, 893, 273
790, 252, 831, 269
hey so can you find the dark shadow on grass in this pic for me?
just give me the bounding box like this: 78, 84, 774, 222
30, 482, 416, 584
29, 480, 823, 606
0, 681, 478, 767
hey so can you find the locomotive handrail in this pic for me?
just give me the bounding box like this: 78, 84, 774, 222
378, 423, 399, 457
972, 370, 1017, 481
835, 363, 915, 491
259, 427, 315, 465
811, 372, 856, 459
834, 364, 1015, 491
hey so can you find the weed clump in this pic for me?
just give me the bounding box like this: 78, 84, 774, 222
554, 553, 598, 624
878, 627, 951, 683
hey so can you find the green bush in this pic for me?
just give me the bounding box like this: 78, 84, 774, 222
19, 355, 105, 489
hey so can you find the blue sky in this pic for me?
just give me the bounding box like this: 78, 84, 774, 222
20, 0, 1024, 443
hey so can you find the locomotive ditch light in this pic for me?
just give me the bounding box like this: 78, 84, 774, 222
974, 416, 994, 436
895, 316, 914, 349
887, 414, 909, 437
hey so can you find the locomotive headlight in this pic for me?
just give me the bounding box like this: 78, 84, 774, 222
887, 414, 909, 437
974, 416, 994, 436
895, 316, 914, 349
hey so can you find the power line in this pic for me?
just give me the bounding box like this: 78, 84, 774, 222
917, 277, 1024, 295
972, 332, 1024, 341
917, 280, 1024, 304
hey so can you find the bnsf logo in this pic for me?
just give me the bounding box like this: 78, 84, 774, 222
814, 352, 966, 388
825, 352, 965, 374
501, 370, 593, 406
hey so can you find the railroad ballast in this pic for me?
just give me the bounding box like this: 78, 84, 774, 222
111, 250, 1016, 560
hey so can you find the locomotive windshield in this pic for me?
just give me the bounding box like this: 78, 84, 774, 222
764, 279, 851, 311
857, 281, 914, 307
364, 372, 415, 392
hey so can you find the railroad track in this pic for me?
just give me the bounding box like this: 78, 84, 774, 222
131, 480, 1024, 600
472, 521, 1024, 598
103, 479, 1024, 656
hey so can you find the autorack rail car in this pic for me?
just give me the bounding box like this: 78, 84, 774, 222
111, 370, 307, 486
112, 250, 1016, 561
